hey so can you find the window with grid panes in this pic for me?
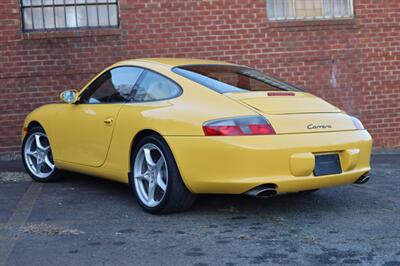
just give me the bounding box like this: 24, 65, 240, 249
267, 0, 354, 21
21, 0, 119, 31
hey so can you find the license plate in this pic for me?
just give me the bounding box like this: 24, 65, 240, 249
314, 154, 342, 176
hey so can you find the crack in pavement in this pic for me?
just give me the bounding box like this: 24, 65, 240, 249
0, 182, 42, 266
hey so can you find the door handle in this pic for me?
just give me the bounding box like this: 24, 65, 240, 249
104, 118, 114, 126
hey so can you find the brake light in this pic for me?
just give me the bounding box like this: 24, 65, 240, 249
203, 116, 276, 136
351, 116, 364, 130
267, 92, 295, 96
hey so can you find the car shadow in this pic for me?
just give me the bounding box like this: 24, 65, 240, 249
57, 171, 351, 216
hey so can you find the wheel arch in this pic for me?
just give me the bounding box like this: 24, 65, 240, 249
130, 129, 163, 168
22, 120, 44, 141
128, 129, 192, 191
27, 120, 43, 130
21, 121, 61, 182
23, 119, 57, 163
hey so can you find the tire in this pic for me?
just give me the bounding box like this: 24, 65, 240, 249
22, 126, 62, 182
130, 135, 196, 214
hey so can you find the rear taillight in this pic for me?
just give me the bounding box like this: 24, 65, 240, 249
351, 116, 364, 130
203, 116, 276, 136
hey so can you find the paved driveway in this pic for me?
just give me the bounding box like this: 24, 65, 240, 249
0, 153, 399, 266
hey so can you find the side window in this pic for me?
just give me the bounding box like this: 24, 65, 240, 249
133, 70, 181, 102
82, 67, 144, 104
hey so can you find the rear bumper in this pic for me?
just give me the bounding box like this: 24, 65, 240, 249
165, 130, 372, 194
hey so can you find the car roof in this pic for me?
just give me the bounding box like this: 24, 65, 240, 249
116, 58, 236, 68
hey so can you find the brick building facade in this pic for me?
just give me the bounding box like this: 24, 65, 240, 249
0, 0, 399, 154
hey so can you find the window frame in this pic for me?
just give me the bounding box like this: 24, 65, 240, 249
20, 0, 120, 32
172, 64, 304, 94
132, 69, 184, 103
267, 0, 355, 22
78, 66, 144, 104
78, 66, 183, 104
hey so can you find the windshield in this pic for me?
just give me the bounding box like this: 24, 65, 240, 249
172, 65, 303, 93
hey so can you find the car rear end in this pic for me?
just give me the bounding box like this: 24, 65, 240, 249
168, 64, 372, 195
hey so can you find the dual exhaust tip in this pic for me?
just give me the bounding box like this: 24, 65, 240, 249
246, 173, 371, 197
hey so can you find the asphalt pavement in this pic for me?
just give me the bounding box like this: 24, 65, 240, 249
0, 153, 399, 266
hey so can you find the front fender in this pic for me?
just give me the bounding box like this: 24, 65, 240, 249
22, 104, 64, 142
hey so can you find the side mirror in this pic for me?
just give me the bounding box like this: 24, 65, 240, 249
60, 90, 78, 104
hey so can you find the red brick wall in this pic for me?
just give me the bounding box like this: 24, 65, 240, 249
1, 0, 399, 154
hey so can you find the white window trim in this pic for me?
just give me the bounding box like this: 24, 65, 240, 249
20, 0, 119, 32
267, 0, 354, 21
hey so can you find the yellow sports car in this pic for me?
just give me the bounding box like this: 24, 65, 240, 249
21, 58, 372, 213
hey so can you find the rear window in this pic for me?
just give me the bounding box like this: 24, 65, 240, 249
172, 65, 302, 93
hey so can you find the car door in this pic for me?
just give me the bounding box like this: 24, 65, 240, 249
53, 66, 144, 167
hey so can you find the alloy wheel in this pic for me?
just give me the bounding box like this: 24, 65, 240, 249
133, 143, 168, 208
24, 132, 55, 178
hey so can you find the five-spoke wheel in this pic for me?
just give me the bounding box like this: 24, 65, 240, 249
22, 126, 61, 182
131, 135, 196, 214
133, 143, 168, 208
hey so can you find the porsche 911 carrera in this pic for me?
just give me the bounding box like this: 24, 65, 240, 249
22, 58, 372, 213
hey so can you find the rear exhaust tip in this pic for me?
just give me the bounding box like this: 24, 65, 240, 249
256, 188, 277, 197
245, 184, 277, 198
355, 173, 370, 184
